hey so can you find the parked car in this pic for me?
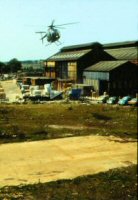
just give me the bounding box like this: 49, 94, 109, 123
128, 98, 138, 106
118, 96, 132, 105
106, 96, 118, 104
97, 95, 109, 103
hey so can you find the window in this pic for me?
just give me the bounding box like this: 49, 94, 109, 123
47, 62, 55, 67
68, 62, 77, 80
46, 67, 55, 78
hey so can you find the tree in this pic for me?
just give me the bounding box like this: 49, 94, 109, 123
0, 61, 6, 74
7, 58, 22, 73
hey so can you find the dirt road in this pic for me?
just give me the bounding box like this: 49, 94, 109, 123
0, 135, 137, 187
0, 79, 22, 102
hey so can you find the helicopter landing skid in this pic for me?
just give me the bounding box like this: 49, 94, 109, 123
45, 40, 62, 46
55, 40, 62, 46
45, 43, 51, 47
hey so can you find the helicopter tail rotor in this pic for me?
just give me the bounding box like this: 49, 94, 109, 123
35, 32, 47, 44
41, 34, 47, 43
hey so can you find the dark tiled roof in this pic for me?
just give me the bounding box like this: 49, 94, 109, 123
61, 40, 138, 51
104, 47, 138, 60
47, 49, 92, 61
61, 42, 102, 51
103, 40, 138, 49
85, 61, 128, 72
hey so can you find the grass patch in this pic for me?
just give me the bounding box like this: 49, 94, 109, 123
0, 103, 137, 143
0, 165, 137, 200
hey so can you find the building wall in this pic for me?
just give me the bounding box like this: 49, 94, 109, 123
78, 49, 113, 83
56, 61, 77, 80
83, 78, 99, 92
83, 71, 109, 81
130, 60, 138, 65
83, 63, 138, 96
68, 62, 77, 80
45, 61, 56, 78
109, 63, 138, 96
83, 71, 109, 94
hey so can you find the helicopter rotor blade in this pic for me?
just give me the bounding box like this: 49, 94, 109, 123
55, 27, 65, 29
35, 31, 47, 34
51, 19, 55, 26
54, 22, 79, 27
48, 19, 55, 28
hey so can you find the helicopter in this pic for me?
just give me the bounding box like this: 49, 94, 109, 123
36, 20, 78, 46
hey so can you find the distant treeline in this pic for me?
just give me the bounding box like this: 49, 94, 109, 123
0, 58, 22, 73
0, 59, 45, 74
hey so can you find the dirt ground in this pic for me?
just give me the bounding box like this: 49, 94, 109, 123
0, 135, 137, 187
0, 80, 22, 102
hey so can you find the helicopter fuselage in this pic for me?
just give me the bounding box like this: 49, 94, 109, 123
36, 20, 78, 45
47, 28, 60, 42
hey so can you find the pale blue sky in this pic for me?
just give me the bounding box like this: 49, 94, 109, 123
0, 0, 138, 61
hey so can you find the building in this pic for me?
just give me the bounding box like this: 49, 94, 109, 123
83, 61, 138, 96
22, 76, 54, 86
103, 40, 138, 64
45, 40, 138, 96
83, 41, 138, 96
45, 42, 113, 90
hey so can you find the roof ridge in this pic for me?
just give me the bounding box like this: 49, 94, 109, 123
85, 60, 130, 72
105, 46, 138, 51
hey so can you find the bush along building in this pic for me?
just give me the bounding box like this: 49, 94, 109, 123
45, 40, 138, 96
